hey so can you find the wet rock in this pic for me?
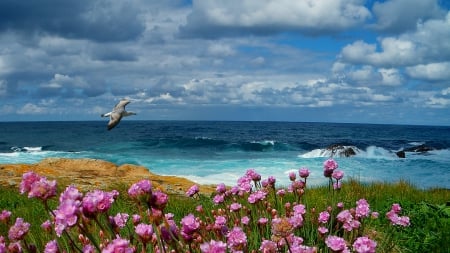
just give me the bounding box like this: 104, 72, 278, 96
326, 144, 358, 157
396, 150, 406, 158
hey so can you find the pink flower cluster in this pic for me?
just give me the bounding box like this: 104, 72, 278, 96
386, 203, 410, 227
323, 158, 344, 190
19, 171, 57, 201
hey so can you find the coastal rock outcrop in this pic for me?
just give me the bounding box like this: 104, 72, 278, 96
395, 144, 436, 158
0, 158, 215, 194
326, 144, 359, 157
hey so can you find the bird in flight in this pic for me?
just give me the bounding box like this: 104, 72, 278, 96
101, 99, 136, 130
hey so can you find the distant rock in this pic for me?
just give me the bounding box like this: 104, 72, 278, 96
326, 144, 358, 157
395, 144, 436, 158
403, 144, 435, 153
396, 150, 406, 158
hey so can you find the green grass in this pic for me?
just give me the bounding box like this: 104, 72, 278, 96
1, 179, 449, 252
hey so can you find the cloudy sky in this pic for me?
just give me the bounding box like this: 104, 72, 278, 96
1, 0, 449, 125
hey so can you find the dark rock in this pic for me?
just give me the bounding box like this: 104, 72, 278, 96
396, 150, 406, 158
403, 144, 435, 153
326, 144, 358, 157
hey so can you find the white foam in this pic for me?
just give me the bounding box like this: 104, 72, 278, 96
251, 140, 275, 146
23, 146, 43, 152
299, 146, 398, 160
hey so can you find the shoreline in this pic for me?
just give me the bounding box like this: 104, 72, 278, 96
0, 157, 216, 194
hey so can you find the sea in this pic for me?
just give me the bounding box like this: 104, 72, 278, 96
0, 121, 449, 189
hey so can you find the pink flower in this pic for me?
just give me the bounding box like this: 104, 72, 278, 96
323, 159, 338, 177
150, 190, 168, 210
246, 169, 261, 182
216, 183, 227, 194
200, 240, 227, 253
318, 226, 328, 235
128, 179, 152, 199
227, 226, 247, 252
391, 203, 401, 213
7, 242, 22, 252
111, 213, 129, 229
0, 210, 11, 223
41, 220, 52, 233
258, 217, 268, 225
215, 216, 227, 228
325, 235, 347, 252
101, 236, 134, 253
83, 244, 95, 253
8, 218, 30, 241
267, 176, 276, 185
186, 184, 199, 197
289, 214, 304, 228
82, 190, 116, 216
333, 182, 342, 190
318, 211, 330, 223
355, 199, 370, 218
28, 177, 57, 200
276, 189, 286, 197
44, 240, 59, 253
19, 171, 41, 194
241, 216, 250, 225
386, 204, 410, 227
371, 212, 379, 219
135, 223, 154, 243
353, 236, 377, 253
230, 202, 242, 212
59, 185, 82, 203
299, 167, 310, 178
213, 194, 225, 204
289, 171, 296, 181
132, 214, 141, 225
332, 170, 344, 180
248, 190, 267, 204
181, 213, 200, 235
54, 199, 80, 236
259, 240, 277, 253
292, 204, 306, 216
237, 175, 252, 193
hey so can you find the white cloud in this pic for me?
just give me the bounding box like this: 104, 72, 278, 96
371, 0, 445, 33
406, 62, 450, 81
207, 43, 235, 57
340, 11, 450, 67
17, 103, 46, 114
379, 68, 403, 86
181, 0, 371, 37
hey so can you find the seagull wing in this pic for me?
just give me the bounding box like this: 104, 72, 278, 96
114, 99, 130, 111
107, 111, 123, 130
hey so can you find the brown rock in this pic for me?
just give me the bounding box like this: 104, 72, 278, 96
0, 158, 215, 194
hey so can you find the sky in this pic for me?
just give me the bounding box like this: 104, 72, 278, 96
0, 0, 449, 125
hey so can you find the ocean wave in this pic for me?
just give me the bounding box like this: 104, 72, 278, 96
299, 145, 397, 159
147, 137, 294, 152
11, 146, 44, 152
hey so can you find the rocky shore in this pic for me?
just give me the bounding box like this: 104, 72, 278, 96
0, 158, 215, 194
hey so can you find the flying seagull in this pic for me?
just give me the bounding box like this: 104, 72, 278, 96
101, 99, 136, 130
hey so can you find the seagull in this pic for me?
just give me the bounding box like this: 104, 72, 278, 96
101, 99, 136, 130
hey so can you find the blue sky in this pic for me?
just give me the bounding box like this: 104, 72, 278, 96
0, 0, 449, 125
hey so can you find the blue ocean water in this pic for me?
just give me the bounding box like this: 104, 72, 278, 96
1, 121, 449, 189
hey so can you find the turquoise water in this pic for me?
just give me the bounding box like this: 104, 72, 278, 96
1, 121, 449, 189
